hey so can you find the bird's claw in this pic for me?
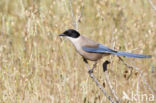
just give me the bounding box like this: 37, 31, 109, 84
88, 69, 93, 74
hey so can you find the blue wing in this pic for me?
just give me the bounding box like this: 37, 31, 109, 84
82, 44, 152, 58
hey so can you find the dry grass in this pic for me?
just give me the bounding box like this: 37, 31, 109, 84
0, 0, 156, 103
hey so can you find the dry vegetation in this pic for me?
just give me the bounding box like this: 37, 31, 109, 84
0, 0, 156, 103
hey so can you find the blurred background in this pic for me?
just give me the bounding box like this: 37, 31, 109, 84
0, 0, 156, 102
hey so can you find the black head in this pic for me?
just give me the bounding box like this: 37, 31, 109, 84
59, 29, 80, 38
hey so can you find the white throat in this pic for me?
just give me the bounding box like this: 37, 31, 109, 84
66, 36, 79, 44
65, 36, 82, 51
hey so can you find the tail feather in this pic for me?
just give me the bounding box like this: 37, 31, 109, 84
82, 44, 152, 58
113, 51, 152, 58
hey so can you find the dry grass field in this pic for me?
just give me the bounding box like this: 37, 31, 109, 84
0, 0, 156, 103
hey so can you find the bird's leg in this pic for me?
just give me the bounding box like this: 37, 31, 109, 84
88, 61, 97, 74
83, 57, 97, 73
103, 60, 110, 72
83, 57, 88, 64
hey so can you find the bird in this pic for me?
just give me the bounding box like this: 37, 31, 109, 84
59, 29, 152, 73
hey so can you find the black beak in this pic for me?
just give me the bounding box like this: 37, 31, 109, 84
59, 34, 65, 36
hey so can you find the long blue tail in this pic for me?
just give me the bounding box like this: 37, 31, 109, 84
113, 51, 152, 58
82, 44, 152, 58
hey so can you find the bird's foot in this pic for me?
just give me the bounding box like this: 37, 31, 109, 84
88, 69, 93, 74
